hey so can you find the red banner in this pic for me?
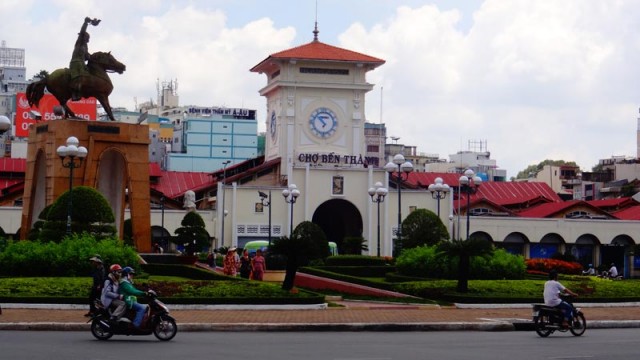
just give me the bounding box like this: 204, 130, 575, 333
15, 92, 97, 137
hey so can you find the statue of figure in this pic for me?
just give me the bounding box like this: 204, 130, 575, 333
183, 190, 196, 212
70, 17, 101, 101
26, 17, 126, 121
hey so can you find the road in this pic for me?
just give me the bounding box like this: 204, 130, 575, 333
0, 329, 636, 360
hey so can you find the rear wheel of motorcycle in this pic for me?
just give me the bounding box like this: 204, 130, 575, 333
153, 316, 177, 341
90, 318, 113, 340
570, 313, 587, 336
534, 315, 553, 337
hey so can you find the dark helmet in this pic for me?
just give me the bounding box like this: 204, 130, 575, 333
548, 269, 558, 280
122, 266, 135, 275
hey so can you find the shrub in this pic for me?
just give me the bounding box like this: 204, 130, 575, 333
0, 234, 139, 277
525, 258, 583, 275
396, 245, 526, 280
396, 246, 450, 278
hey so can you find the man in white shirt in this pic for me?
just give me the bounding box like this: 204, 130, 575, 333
607, 263, 619, 278
544, 270, 578, 328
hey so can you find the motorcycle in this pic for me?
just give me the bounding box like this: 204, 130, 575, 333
532, 294, 586, 337
89, 290, 178, 341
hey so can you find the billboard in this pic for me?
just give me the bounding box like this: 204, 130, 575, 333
15, 92, 97, 137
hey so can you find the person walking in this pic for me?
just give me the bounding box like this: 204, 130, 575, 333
223, 248, 238, 276
239, 250, 252, 279
251, 249, 266, 281
86, 255, 106, 317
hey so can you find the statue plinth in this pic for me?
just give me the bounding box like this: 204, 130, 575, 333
20, 120, 152, 251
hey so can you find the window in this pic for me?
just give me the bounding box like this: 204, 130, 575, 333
367, 145, 379, 152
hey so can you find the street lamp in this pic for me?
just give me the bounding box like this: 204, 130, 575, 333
282, 184, 300, 236
258, 190, 272, 246
160, 196, 166, 250
220, 160, 231, 247
459, 169, 482, 240
56, 136, 88, 234
0, 116, 10, 158
384, 154, 413, 253
428, 177, 450, 218
368, 182, 388, 257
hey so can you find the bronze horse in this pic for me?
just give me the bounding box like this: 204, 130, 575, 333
26, 51, 126, 121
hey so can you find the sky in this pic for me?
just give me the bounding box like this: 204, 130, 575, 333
1, 0, 639, 178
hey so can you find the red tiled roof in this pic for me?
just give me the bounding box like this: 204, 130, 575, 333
587, 198, 637, 210
611, 206, 640, 220
406, 173, 561, 206
150, 171, 215, 199
517, 201, 581, 218
251, 40, 385, 73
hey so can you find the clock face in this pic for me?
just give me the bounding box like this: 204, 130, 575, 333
270, 111, 277, 139
309, 107, 338, 138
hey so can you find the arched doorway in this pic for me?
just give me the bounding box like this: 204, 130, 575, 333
531, 233, 565, 259
312, 199, 363, 251
499, 232, 529, 256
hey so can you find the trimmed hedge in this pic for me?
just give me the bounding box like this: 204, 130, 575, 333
141, 264, 235, 281
324, 255, 390, 266
313, 266, 396, 278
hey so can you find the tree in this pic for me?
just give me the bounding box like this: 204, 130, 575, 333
31, 70, 49, 81
401, 208, 449, 249
269, 221, 329, 290
515, 159, 580, 180
341, 236, 368, 255
173, 211, 209, 255
40, 186, 116, 242
438, 238, 493, 293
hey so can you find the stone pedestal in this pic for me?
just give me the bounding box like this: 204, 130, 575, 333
20, 119, 152, 252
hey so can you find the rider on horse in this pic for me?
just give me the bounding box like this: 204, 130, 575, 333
70, 17, 101, 101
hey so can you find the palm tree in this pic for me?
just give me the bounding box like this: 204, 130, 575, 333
438, 238, 493, 293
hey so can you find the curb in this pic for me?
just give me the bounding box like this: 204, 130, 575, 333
2, 320, 640, 332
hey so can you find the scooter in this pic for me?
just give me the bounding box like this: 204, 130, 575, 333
532, 294, 586, 337
89, 290, 178, 341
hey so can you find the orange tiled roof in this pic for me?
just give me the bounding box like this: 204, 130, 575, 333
251, 40, 385, 73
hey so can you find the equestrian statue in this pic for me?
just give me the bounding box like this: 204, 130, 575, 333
26, 17, 126, 121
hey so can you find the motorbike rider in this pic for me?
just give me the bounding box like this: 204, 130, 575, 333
100, 264, 126, 323
119, 266, 150, 329
544, 269, 578, 328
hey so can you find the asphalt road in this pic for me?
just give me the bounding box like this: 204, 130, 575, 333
1, 328, 638, 360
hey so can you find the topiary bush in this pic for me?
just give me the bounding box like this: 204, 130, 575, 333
401, 208, 449, 249
39, 186, 116, 242
173, 211, 210, 255
396, 245, 450, 278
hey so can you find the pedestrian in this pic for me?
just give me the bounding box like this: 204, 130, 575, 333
251, 249, 266, 281
223, 247, 238, 276
86, 254, 106, 317
239, 249, 252, 279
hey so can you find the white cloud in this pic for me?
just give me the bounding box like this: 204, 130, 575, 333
3, 0, 640, 178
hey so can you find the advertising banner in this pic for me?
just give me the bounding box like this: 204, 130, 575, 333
15, 92, 97, 137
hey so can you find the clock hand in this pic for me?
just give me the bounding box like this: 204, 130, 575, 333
318, 116, 327, 127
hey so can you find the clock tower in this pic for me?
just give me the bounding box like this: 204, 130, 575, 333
251, 29, 385, 180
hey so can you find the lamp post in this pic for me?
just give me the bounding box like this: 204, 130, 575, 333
258, 190, 272, 246
368, 182, 388, 257
428, 177, 450, 218
220, 160, 231, 247
0, 116, 10, 158
160, 196, 166, 250
56, 136, 88, 234
459, 169, 482, 240
282, 184, 300, 236
384, 154, 413, 253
